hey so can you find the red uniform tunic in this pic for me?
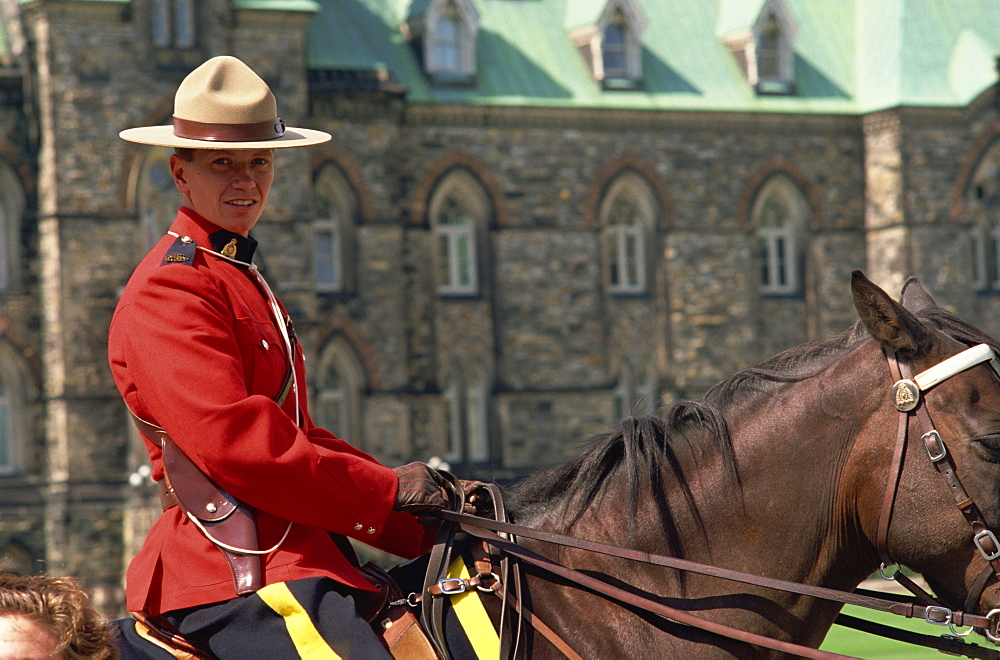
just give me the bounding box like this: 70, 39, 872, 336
108, 207, 430, 615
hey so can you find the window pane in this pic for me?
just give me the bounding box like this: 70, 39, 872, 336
758, 14, 782, 78
151, 0, 171, 47
455, 234, 471, 288
319, 360, 344, 436
603, 24, 627, 75
624, 233, 639, 286
433, 15, 462, 72
466, 387, 488, 462
437, 233, 452, 287
759, 236, 772, 286
607, 233, 621, 287
174, 0, 195, 48
315, 229, 337, 288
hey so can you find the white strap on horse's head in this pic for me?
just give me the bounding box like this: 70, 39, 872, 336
892, 343, 1000, 412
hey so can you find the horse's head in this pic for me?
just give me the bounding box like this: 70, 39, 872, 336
852, 270, 1000, 630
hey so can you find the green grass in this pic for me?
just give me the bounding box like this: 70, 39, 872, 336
820, 605, 992, 659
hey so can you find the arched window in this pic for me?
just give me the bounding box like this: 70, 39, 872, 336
969, 141, 1000, 292
0, 160, 25, 293
135, 147, 181, 251
429, 169, 489, 296
600, 171, 656, 295
313, 164, 358, 293
151, 0, 196, 49
315, 337, 365, 446
752, 174, 809, 296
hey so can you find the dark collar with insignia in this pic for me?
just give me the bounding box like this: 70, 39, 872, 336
208, 230, 258, 269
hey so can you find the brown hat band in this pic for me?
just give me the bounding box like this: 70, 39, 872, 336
173, 116, 286, 142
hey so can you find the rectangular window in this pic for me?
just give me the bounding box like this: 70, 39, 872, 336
443, 385, 462, 463
609, 226, 645, 294
466, 387, 489, 463
437, 228, 477, 295
173, 0, 196, 49
760, 228, 797, 295
151, 0, 171, 47
314, 221, 342, 292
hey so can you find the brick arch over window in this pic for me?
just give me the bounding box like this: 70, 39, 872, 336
737, 156, 823, 230
952, 120, 1000, 222
584, 154, 674, 230
410, 151, 508, 227
314, 315, 381, 391
311, 144, 376, 223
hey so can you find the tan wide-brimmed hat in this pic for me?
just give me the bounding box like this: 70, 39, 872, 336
119, 55, 330, 149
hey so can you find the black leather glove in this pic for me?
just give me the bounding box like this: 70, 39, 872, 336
461, 479, 490, 516
392, 462, 449, 514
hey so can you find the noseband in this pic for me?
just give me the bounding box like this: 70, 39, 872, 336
881, 343, 1000, 641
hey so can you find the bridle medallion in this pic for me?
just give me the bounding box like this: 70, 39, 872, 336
891, 379, 920, 412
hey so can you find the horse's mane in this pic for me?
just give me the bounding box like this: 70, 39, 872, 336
505, 304, 1000, 552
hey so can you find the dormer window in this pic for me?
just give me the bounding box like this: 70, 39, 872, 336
404, 0, 479, 86
720, 0, 796, 95
569, 0, 646, 90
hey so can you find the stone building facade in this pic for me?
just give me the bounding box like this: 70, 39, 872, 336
0, 0, 995, 615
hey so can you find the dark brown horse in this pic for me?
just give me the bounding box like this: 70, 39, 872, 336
487, 272, 1000, 658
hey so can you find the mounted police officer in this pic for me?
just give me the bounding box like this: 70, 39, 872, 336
110, 55, 449, 659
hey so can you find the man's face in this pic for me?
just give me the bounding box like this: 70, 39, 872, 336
170, 148, 275, 236
0, 615, 59, 660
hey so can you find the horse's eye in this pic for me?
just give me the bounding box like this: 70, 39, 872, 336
970, 433, 1000, 464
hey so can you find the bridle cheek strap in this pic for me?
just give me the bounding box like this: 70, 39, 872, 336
880, 344, 1000, 635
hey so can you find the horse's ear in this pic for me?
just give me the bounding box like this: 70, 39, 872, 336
899, 276, 939, 313
851, 270, 931, 353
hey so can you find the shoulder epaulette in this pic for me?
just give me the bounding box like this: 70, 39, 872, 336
161, 235, 197, 266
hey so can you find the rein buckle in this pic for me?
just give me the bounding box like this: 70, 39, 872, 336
924, 605, 953, 626
974, 529, 1000, 561
436, 578, 467, 595
921, 430, 947, 463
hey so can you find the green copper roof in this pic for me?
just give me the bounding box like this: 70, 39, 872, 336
306, 0, 1000, 115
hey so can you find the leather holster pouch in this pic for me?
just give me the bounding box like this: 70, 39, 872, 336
132, 412, 262, 594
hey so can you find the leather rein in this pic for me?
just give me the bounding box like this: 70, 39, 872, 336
425, 344, 1000, 659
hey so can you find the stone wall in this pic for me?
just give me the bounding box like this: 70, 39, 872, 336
0, 0, 996, 619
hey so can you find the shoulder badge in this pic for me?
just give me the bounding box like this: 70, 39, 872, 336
161, 235, 197, 266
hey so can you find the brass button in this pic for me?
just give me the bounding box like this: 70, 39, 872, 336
261, 339, 269, 350
367, 527, 377, 535
206, 503, 217, 513
354, 523, 363, 531
180, 236, 193, 244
